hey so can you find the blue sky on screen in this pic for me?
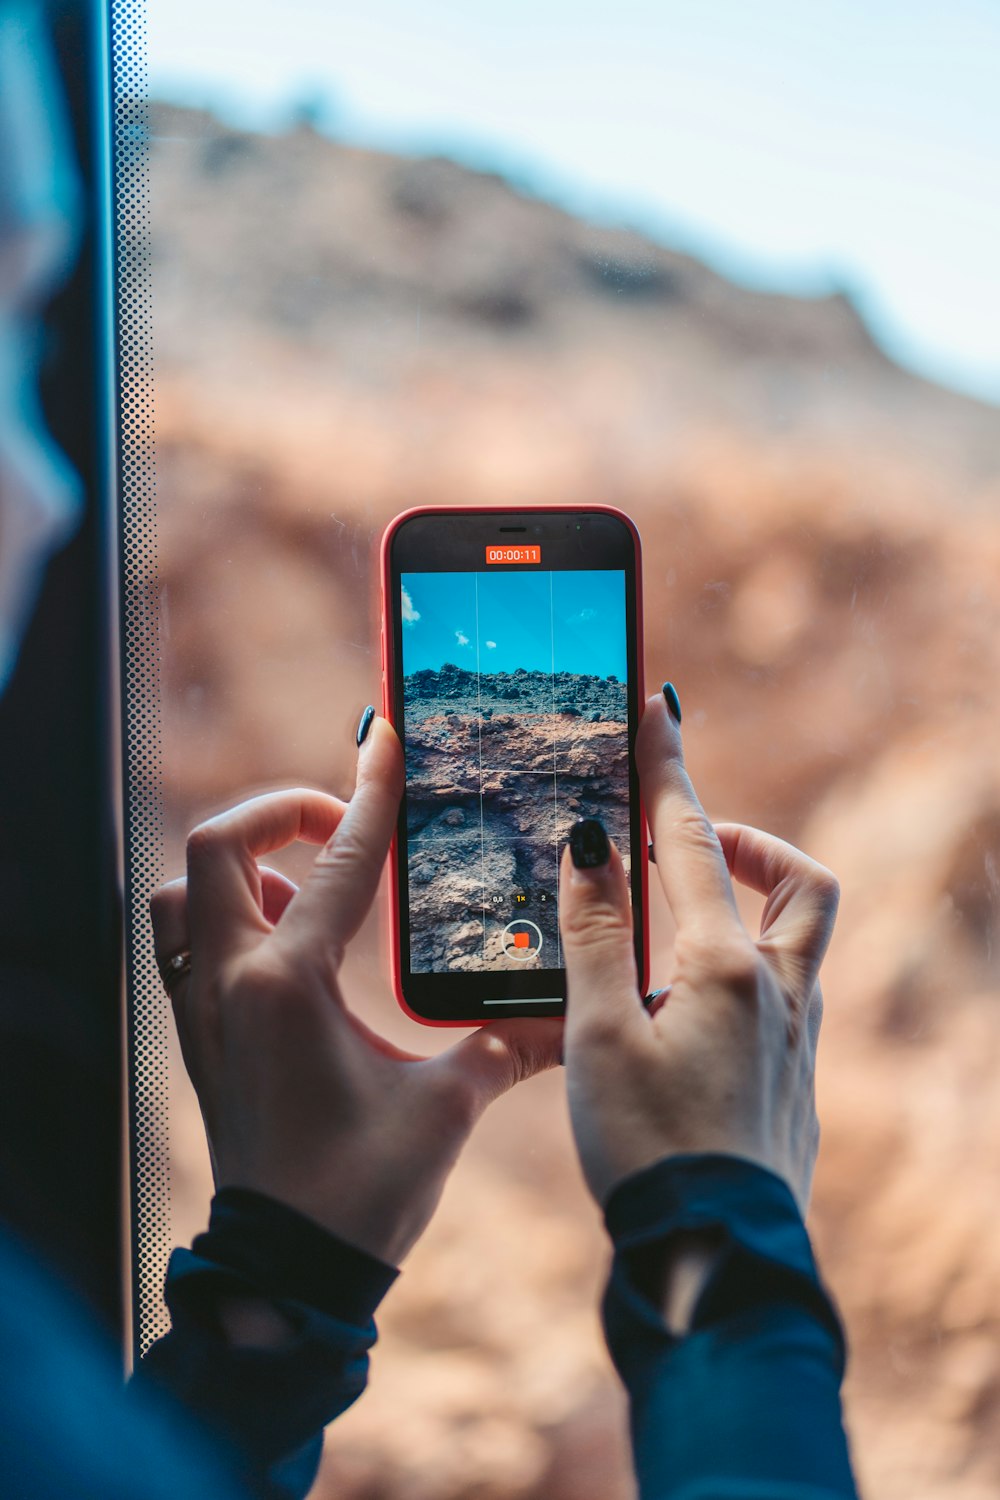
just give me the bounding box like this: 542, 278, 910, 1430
401, 571, 627, 678
147, 0, 1000, 404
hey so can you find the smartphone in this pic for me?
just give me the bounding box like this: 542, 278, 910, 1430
380, 505, 647, 1024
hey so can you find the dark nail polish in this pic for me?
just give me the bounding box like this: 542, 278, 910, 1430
662, 681, 682, 724
356, 704, 376, 747
647, 841, 656, 865
570, 818, 610, 870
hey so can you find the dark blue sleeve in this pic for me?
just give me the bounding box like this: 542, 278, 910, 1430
602, 1155, 859, 1500
137, 1187, 398, 1500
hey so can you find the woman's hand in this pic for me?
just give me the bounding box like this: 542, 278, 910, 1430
151, 715, 562, 1266
559, 691, 839, 1214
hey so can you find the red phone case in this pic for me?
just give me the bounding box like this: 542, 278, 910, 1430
380, 503, 648, 1025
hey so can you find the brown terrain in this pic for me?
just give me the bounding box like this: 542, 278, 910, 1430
146, 102, 1000, 1499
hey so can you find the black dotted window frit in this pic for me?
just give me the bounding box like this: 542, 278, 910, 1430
111, 0, 170, 1360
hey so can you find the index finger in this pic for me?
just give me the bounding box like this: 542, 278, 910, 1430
186, 789, 347, 966
636, 692, 741, 939
714, 822, 840, 989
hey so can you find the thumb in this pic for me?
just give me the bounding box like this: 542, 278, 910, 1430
436, 1017, 564, 1114
278, 715, 404, 963
559, 820, 644, 1047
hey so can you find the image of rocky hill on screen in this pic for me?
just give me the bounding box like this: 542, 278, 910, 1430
405, 663, 626, 717
403, 666, 629, 972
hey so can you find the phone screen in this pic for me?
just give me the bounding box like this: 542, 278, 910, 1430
386, 510, 643, 1020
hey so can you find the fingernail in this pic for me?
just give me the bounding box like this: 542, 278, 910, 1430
643, 984, 672, 1015
647, 841, 656, 865
569, 818, 610, 870
356, 704, 376, 747
662, 681, 682, 724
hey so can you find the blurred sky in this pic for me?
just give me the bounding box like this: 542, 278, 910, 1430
401, 571, 627, 677
149, 0, 1000, 404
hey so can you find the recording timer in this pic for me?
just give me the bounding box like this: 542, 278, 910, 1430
485, 544, 542, 565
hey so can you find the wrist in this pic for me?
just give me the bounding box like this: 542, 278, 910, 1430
656, 1229, 724, 1334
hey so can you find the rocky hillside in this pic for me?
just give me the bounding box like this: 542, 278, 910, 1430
147, 103, 1000, 1500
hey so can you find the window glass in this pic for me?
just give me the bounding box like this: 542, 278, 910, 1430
126, 4, 1000, 1494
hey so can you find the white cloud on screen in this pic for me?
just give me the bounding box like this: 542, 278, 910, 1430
485, 640, 497, 649
456, 630, 470, 647
401, 586, 420, 625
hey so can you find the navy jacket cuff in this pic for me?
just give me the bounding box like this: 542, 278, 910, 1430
175, 1186, 398, 1327
603, 1154, 845, 1369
